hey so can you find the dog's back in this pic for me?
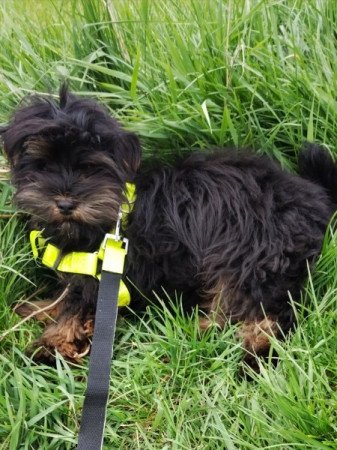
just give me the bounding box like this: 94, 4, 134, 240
299, 143, 337, 205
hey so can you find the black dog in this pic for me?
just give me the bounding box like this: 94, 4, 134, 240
2, 86, 336, 366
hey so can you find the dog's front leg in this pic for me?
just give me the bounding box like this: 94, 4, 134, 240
20, 275, 98, 364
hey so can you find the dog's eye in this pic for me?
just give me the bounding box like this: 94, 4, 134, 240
81, 163, 96, 171
36, 160, 47, 171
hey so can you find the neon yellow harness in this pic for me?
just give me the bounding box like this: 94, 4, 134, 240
29, 183, 136, 307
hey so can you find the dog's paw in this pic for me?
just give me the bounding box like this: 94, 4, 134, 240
29, 316, 94, 364
237, 317, 280, 373
30, 339, 90, 365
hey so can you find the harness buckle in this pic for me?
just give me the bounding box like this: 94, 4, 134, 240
101, 234, 129, 254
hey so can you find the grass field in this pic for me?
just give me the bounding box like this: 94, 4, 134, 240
1, 0, 337, 448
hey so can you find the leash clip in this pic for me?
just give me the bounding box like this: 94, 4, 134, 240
114, 209, 123, 240
101, 208, 129, 254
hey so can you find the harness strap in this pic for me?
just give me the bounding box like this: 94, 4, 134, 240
30, 231, 131, 307
76, 237, 127, 450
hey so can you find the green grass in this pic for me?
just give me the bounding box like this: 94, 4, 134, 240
1, 0, 337, 448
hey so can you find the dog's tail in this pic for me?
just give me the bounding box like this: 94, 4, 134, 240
298, 143, 337, 204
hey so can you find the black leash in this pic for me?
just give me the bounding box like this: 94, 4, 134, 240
76, 270, 121, 450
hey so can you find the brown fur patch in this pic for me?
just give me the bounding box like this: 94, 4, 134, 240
199, 277, 258, 330
238, 317, 279, 356
199, 279, 230, 330
83, 318, 94, 336
14, 299, 62, 323
25, 136, 51, 158
31, 314, 94, 364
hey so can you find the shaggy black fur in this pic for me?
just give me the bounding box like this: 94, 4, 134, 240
1, 87, 336, 366
127, 148, 334, 318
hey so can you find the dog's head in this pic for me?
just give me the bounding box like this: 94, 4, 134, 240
1, 86, 141, 251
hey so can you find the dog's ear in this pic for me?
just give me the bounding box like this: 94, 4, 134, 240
106, 129, 142, 180
0, 98, 55, 167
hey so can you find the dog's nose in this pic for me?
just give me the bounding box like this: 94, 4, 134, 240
56, 199, 75, 215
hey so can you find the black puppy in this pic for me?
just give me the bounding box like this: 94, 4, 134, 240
1, 86, 336, 366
